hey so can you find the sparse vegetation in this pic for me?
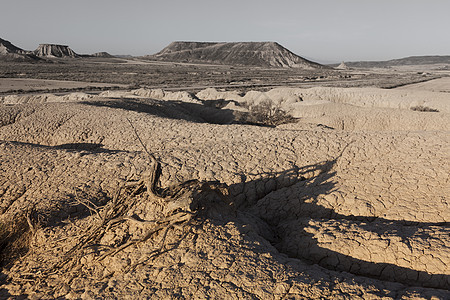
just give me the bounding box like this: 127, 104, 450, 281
16, 120, 229, 284
410, 105, 439, 112
236, 99, 298, 126
0, 60, 436, 90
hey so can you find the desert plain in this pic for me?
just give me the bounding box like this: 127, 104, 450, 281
0, 50, 449, 299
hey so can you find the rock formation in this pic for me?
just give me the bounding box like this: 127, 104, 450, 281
0, 38, 28, 55
1, 38, 118, 61
0, 38, 40, 61
148, 41, 325, 69
33, 44, 79, 58
336, 61, 349, 70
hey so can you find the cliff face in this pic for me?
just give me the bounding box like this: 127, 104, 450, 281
149, 41, 325, 69
33, 44, 79, 58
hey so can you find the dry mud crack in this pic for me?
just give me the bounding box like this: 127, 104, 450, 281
0, 88, 449, 299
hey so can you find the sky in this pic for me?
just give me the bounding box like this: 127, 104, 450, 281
2, 0, 450, 63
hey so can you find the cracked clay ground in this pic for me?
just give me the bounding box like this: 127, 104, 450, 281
0, 86, 449, 299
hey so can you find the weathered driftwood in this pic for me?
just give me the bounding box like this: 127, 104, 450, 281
17, 119, 229, 283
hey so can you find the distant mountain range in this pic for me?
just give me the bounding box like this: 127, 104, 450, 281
0, 38, 115, 61
146, 41, 326, 69
332, 56, 450, 68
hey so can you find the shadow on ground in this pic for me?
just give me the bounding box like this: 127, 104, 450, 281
195, 156, 449, 290
82, 98, 291, 128
5, 140, 125, 154
82, 98, 237, 125
0, 141, 125, 226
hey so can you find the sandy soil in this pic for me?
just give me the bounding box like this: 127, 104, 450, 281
396, 77, 450, 92
0, 82, 449, 298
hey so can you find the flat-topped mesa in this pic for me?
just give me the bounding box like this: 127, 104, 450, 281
149, 41, 325, 69
34, 44, 80, 58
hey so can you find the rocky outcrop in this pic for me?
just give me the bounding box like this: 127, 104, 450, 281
148, 41, 325, 69
33, 44, 79, 58
0, 38, 27, 55
336, 61, 349, 70
0, 38, 118, 61
0, 38, 40, 61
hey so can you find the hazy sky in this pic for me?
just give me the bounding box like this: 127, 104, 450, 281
2, 0, 449, 63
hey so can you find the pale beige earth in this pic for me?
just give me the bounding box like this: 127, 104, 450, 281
0, 82, 449, 298
396, 77, 450, 92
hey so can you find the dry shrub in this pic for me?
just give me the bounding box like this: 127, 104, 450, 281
410, 105, 439, 112
29, 120, 230, 280
237, 99, 297, 126
25, 164, 229, 282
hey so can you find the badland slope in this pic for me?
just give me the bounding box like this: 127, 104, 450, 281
0, 38, 40, 61
148, 41, 325, 68
33, 44, 80, 58
0, 86, 448, 298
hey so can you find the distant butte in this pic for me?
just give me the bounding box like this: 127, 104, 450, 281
147, 41, 326, 69
1, 37, 118, 61
33, 44, 80, 58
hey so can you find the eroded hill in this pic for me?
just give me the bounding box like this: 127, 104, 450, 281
33, 44, 80, 58
147, 41, 325, 68
0, 38, 40, 62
